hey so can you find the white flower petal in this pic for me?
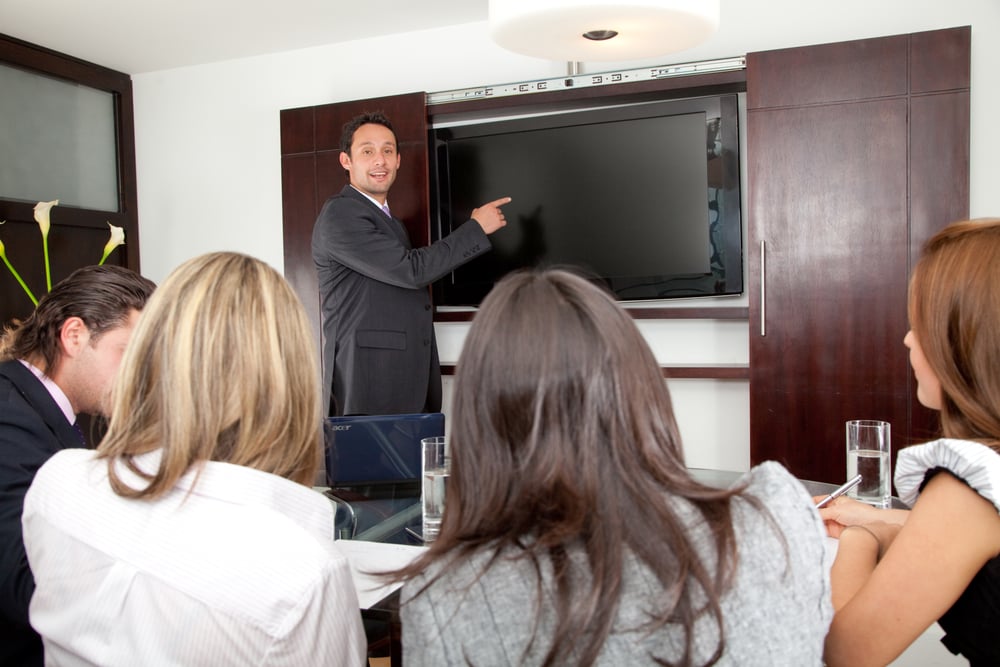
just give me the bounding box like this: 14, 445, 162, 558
33, 200, 59, 236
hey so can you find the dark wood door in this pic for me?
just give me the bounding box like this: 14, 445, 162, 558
748, 98, 911, 482
0, 34, 140, 329
747, 27, 970, 484
279, 92, 429, 347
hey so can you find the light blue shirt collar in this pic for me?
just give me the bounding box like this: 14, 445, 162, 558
350, 185, 389, 215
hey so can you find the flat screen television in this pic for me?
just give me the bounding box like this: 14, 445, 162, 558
429, 93, 743, 306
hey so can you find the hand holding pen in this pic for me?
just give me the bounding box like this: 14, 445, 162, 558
815, 476, 909, 542
815, 474, 863, 509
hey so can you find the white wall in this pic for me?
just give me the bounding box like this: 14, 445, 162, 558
131, 0, 1000, 471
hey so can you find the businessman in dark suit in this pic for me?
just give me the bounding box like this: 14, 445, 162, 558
313, 111, 510, 416
0, 265, 154, 667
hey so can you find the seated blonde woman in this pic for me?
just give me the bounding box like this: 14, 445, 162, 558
820, 219, 1000, 666
397, 268, 833, 666
22, 252, 366, 666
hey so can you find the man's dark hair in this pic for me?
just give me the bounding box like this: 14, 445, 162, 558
339, 111, 396, 155
0, 264, 156, 372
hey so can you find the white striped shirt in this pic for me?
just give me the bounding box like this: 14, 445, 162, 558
895, 438, 1000, 512
22, 448, 367, 666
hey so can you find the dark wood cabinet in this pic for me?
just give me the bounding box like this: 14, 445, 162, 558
279, 28, 970, 476
747, 27, 970, 483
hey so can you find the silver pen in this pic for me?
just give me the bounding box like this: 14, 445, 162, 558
815, 474, 864, 509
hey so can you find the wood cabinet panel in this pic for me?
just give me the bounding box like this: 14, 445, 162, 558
909, 91, 971, 249
280, 153, 321, 335
907, 89, 970, 442
910, 27, 971, 93
747, 35, 908, 109
748, 26, 970, 484
749, 100, 911, 482
279, 107, 316, 155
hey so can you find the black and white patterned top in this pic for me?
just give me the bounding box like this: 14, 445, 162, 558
895, 438, 1000, 511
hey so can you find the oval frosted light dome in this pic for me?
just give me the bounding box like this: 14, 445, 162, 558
488, 0, 720, 62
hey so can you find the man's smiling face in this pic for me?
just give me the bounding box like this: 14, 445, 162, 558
339, 122, 400, 204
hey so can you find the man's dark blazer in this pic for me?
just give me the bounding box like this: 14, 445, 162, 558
312, 185, 490, 416
0, 359, 85, 667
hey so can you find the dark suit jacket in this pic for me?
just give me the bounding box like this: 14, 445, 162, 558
0, 359, 85, 667
312, 185, 490, 416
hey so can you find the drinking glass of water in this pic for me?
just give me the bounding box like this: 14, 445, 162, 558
845, 419, 891, 508
420, 436, 449, 543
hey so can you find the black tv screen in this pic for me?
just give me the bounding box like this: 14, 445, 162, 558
429, 93, 743, 306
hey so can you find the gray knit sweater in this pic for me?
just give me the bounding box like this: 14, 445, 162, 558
400, 461, 832, 666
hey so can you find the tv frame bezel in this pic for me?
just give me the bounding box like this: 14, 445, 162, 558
428, 91, 744, 308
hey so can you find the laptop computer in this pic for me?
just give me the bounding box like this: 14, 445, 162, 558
324, 412, 445, 488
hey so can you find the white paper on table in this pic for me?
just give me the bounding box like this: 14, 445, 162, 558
335, 540, 428, 609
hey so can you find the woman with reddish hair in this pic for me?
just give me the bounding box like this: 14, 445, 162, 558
822, 218, 1000, 666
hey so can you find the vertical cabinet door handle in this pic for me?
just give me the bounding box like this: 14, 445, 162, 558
759, 240, 766, 337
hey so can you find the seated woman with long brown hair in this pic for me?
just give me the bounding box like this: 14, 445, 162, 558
22, 252, 366, 666
821, 218, 1000, 666
398, 268, 833, 666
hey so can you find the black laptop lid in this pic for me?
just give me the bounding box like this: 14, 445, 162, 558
324, 413, 445, 487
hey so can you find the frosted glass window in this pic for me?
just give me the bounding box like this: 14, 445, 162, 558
0, 63, 119, 211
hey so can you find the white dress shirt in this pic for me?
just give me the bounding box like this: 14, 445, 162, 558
22, 448, 367, 666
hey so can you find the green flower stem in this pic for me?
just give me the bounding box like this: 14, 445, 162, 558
1, 253, 38, 306
42, 234, 51, 291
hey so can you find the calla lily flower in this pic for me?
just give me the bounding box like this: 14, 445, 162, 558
2, 200, 126, 307
0, 233, 38, 306
33, 200, 58, 236
33, 199, 58, 291
98, 223, 125, 265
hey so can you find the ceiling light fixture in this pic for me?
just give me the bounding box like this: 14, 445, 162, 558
489, 0, 720, 62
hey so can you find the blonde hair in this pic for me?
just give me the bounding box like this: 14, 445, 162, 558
909, 218, 1000, 448
98, 252, 322, 497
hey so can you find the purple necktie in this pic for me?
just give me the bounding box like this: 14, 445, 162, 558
381, 203, 391, 219
72, 420, 86, 446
